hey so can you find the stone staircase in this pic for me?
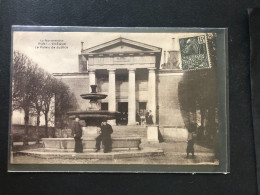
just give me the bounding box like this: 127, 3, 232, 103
111, 125, 147, 140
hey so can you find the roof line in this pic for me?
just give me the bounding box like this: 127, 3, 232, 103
81, 37, 162, 53
82, 37, 120, 52
120, 37, 162, 50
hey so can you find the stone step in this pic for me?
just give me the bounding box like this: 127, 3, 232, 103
17, 148, 164, 160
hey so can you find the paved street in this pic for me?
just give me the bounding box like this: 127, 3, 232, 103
11, 141, 218, 165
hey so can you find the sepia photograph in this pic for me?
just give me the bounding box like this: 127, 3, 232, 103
8, 26, 228, 172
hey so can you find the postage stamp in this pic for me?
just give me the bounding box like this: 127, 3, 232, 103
179, 35, 211, 71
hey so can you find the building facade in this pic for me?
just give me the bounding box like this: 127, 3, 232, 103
54, 37, 185, 128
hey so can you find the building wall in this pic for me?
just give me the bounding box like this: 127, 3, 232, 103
12, 110, 30, 125
11, 97, 55, 127
53, 71, 185, 128
97, 78, 149, 106
88, 55, 156, 70
157, 71, 185, 127
55, 74, 89, 110
54, 74, 150, 111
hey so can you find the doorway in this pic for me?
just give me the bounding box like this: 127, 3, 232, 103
139, 102, 147, 125
118, 102, 128, 113
139, 102, 147, 116
118, 102, 128, 125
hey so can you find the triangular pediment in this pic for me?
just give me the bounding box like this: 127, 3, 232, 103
82, 37, 161, 54
94, 43, 146, 53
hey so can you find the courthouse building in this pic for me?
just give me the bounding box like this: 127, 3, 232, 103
53, 37, 185, 131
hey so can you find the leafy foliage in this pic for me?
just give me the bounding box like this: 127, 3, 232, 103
178, 33, 218, 143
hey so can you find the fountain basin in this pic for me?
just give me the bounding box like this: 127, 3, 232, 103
67, 110, 118, 118
80, 93, 107, 100
67, 110, 119, 126
67, 85, 118, 125
42, 137, 141, 151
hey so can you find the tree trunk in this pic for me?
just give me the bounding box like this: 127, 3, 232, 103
200, 108, 206, 138
23, 109, 29, 146
200, 108, 205, 127
36, 111, 40, 143
44, 113, 48, 137
207, 106, 216, 141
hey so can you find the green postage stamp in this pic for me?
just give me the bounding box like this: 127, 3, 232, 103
179, 35, 211, 71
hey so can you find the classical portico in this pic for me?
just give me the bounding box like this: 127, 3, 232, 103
78, 37, 162, 125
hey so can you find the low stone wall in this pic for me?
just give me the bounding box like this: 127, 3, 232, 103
11, 125, 56, 141
42, 137, 141, 151
159, 126, 188, 142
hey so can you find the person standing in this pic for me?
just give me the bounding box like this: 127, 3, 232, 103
146, 110, 154, 125
186, 123, 196, 159
136, 111, 141, 125
72, 116, 83, 153
95, 119, 113, 153
145, 110, 149, 125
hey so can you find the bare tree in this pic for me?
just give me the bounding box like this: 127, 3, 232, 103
12, 51, 38, 144
12, 51, 78, 140
55, 80, 78, 130
41, 74, 56, 137
30, 67, 45, 142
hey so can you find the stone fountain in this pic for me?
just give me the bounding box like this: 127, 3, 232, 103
67, 85, 118, 138
19, 85, 164, 158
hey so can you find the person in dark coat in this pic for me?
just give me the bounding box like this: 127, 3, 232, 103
95, 119, 113, 153
186, 123, 196, 158
72, 116, 83, 153
148, 110, 154, 125
146, 110, 154, 125
145, 110, 149, 124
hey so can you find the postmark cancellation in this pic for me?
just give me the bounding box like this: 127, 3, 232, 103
179, 35, 211, 71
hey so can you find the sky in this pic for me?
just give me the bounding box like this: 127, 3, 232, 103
13, 31, 204, 73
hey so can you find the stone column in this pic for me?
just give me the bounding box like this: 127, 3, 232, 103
148, 68, 156, 124
128, 68, 136, 125
108, 69, 116, 125
88, 69, 96, 93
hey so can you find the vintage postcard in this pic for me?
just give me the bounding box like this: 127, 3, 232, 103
8, 26, 228, 172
